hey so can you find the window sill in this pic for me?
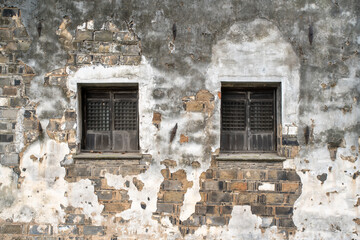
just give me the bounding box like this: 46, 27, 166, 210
215, 153, 286, 161
73, 152, 143, 160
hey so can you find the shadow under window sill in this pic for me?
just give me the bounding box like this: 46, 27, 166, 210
215, 153, 286, 161
73, 152, 143, 160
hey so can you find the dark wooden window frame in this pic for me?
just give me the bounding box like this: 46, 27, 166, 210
79, 84, 139, 153
220, 82, 281, 153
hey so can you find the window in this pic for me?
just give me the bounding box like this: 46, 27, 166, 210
221, 87, 277, 152
81, 86, 139, 152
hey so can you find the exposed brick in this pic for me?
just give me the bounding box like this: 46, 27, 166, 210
58, 225, 79, 235
221, 206, 233, 214
65, 214, 85, 224
67, 166, 91, 177
185, 101, 204, 112
95, 190, 112, 200
251, 205, 274, 216
75, 30, 93, 41
278, 218, 295, 228
104, 202, 131, 212
162, 180, 183, 191
94, 31, 113, 42
28, 224, 52, 235
206, 205, 219, 214
202, 180, 224, 191
120, 55, 141, 65
206, 216, 226, 226
0, 29, 12, 41
0, 134, 13, 142
266, 193, 285, 204
0, 153, 19, 166
218, 169, 237, 179
282, 182, 300, 193
1, 109, 18, 119
208, 192, 232, 203
0, 224, 23, 234
121, 44, 141, 56
275, 207, 293, 215
243, 170, 266, 180
229, 182, 247, 191
83, 226, 105, 235
163, 191, 184, 202
234, 193, 257, 204
156, 203, 174, 213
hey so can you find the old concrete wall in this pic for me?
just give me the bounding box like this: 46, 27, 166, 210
0, 0, 359, 239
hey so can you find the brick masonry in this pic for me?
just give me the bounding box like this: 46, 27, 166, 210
154, 159, 301, 237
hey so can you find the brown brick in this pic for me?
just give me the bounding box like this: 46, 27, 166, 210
251, 205, 274, 216
180, 134, 189, 143
95, 190, 112, 200
266, 193, 285, 204
208, 192, 232, 203
162, 180, 183, 191
75, 30, 93, 41
94, 31, 113, 42
282, 182, 300, 192
164, 191, 184, 202
202, 180, 224, 191
218, 169, 237, 179
185, 101, 204, 112
0, 224, 23, 234
234, 193, 257, 204
275, 207, 293, 215
104, 202, 131, 212
206, 216, 226, 226
100, 55, 119, 65
243, 170, 266, 180
196, 90, 214, 101
3, 86, 17, 96
120, 55, 141, 65
156, 203, 174, 213
171, 169, 187, 180
229, 182, 247, 191
278, 218, 295, 228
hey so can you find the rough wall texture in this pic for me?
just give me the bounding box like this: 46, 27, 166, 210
0, 0, 359, 239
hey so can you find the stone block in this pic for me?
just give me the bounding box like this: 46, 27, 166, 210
0, 153, 19, 166
95, 190, 113, 200
94, 31, 113, 42
75, 30, 93, 41
163, 191, 184, 202
281, 182, 299, 193
0, 224, 23, 234
83, 226, 105, 235
76, 54, 91, 64
29, 224, 52, 235
162, 180, 183, 191
23, 119, 39, 130
229, 182, 247, 191
156, 203, 174, 213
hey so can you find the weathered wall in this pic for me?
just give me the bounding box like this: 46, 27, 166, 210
0, 0, 359, 239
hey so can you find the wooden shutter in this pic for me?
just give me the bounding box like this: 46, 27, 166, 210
82, 87, 138, 152
112, 91, 138, 151
84, 91, 111, 151
221, 91, 247, 152
248, 91, 275, 151
221, 88, 276, 152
